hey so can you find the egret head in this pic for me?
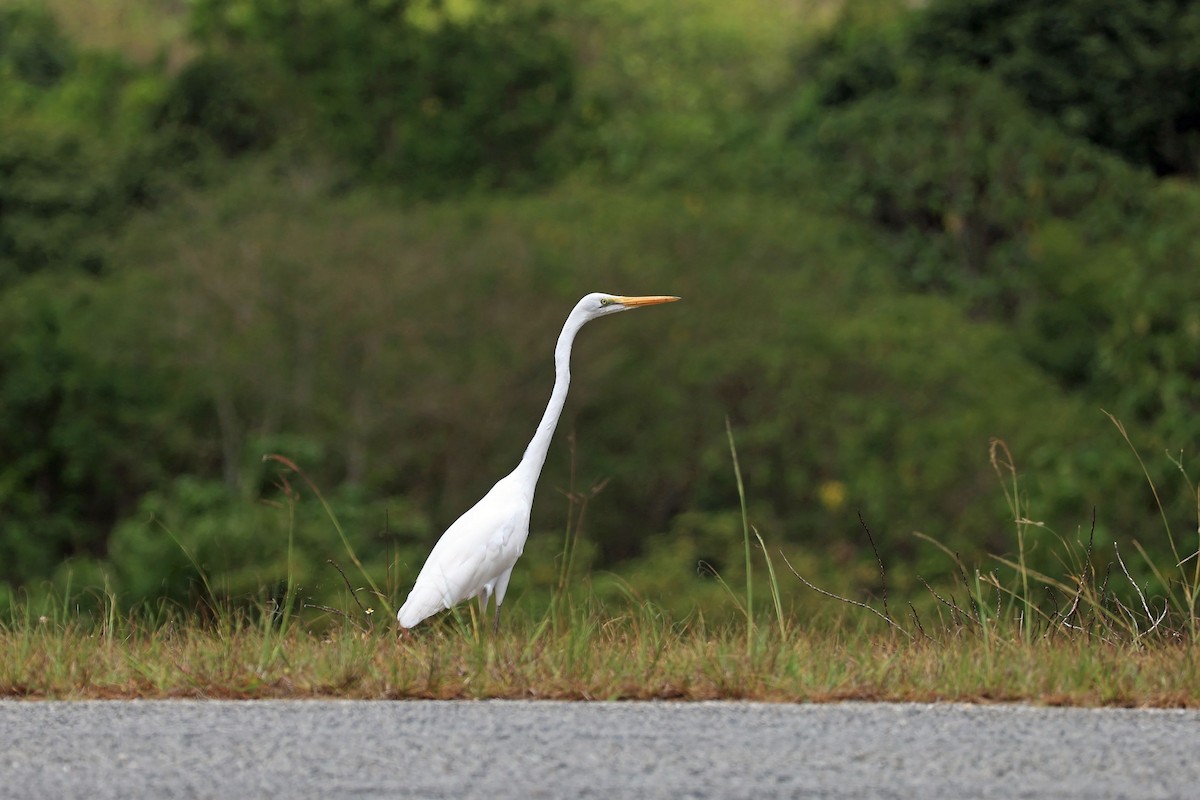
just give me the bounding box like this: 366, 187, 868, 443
582, 292, 681, 320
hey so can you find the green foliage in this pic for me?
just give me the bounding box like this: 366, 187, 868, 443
0, 273, 190, 586
0, 4, 199, 286
910, 0, 1200, 177
798, 67, 1152, 314
787, 2, 1200, 495
0, 117, 113, 284
1019, 186, 1200, 455
0, 2, 75, 87
190, 0, 577, 195
105, 476, 430, 610
554, 0, 812, 190
788, 0, 910, 111
152, 52, 279, 159
0, 7, 131, 284
796, 0, 1200, 178
3, 0, 1200, 623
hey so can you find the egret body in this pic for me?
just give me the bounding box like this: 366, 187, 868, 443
396, 292, 679, 630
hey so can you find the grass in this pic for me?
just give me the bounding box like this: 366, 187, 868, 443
3, 424, 1199, 707
1, 604, 1196, 705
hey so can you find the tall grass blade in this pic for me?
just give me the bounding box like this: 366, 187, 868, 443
725, 417, 754, 647
753, 528, 786, 640
264, 454, 391, 617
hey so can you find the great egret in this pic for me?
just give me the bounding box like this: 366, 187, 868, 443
396, 292, 680, 630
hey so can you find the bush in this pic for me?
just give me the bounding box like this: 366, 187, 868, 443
1019, 186, 1200, 451
796, 67, 1151, 316
107, 476, 432, 610
190, 0, 577, 195
0, 3, 74, 88
788, 0, 909, 111
0, 119, 117, 285
787, 4, 1200, 555
152, 53, 279, 159
0, 6, 179, 286
0, 274, 175, 584
910, 0, 1200, 177
797, 0, 1200, 177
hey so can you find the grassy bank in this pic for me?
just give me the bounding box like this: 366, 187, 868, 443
4, 427, 1196, 706
2, 604, 1197, 705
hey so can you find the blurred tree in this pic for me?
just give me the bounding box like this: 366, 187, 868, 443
0, 275, 174, 584
799, 67, 1151, 318
0, 2, 74, 87
190, 0, 577, 195
0, 4, 188, 287
911, 0, 1200, 177
152, 52, 279, 160
798, 0, 1200, 177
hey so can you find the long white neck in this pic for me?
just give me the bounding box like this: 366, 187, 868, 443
510, 307, 590, 489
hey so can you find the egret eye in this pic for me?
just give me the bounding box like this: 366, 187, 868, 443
599, 298, 618, 307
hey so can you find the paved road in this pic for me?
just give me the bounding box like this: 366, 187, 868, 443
1, 700, 1197, 799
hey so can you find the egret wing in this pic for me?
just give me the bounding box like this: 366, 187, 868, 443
397, 483, 527, 627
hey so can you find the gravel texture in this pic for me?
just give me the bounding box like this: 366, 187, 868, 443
1, 700, 1197, 799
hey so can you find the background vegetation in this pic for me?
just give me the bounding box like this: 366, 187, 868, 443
2, 0, 1199, 630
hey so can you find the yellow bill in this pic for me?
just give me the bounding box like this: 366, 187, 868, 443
615, 295, 681, 307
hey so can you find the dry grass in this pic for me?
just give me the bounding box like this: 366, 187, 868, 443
2, 604, 1197, 706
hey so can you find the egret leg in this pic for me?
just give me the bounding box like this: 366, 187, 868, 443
491, 567, 513, 635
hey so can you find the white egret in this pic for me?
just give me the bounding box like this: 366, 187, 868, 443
396, 292, 680, 630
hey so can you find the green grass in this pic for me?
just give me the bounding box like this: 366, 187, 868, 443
1, 601, 1197, 705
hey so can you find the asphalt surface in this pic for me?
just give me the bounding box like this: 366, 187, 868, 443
1, 700, 1197, 799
